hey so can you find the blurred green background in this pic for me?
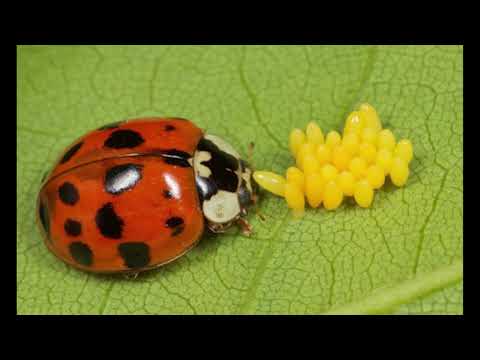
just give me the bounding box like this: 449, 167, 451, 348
17, 45, 463, 314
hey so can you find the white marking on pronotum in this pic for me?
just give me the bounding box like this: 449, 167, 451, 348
204, 134, 240, 158
242, 167, 253, 194
202, 190, 241, 224
204, 134, 242, 192
193, 151, 212, 178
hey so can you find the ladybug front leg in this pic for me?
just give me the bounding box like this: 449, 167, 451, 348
123, 272, 140, 280
236, 217, 253, 237
247, 193, 266, 222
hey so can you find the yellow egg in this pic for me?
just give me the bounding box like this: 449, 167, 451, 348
375, 149, 393, 175
289, 128, 306, 157
337, 171, 355, 196
325, 131, 342, 149
285, 182, 305, 217
303, 153, 320, 175
358, 103, 382, 132
286, 167, 305, 192
342, 133, 360, 155
348, 157, 367, 179
390, 157, 409, 187
296, 143, 316, 170
359, 142, 377, 164
360, 127, 378, 145
305, 173, 325, 208
332, 145, 351, 171
366, 164, 385, 189
394, 139, 414, 164
323, 181, 344, 210
377, 129, 396, 151
316, 144, 332, 166
375, 148, 393, 175
344, 111, 365, 135
320, 164, 338, 182
354, 179, 374, 208
253, 171, 286, 197
306, 121, 324, 145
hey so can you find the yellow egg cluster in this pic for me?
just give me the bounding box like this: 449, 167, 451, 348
253, 103, 413, 216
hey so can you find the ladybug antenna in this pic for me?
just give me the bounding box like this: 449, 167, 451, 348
247, 142, 255, 167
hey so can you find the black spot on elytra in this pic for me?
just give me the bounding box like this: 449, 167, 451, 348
69, 242, 93, 266
196, 137, 239, 192
64, 219, 82, 236
105, 164, 143, 195
60, 142, 83, 164
118, 242, 150, 269
166, 216, 185, 236
58, 182, 79, 205
164, 124, 176, 131
163, 190, 174, 199
95, 203, 124, 239
97, 121, 124, 131
38, 201, 50, 238
153, 149, 191, 167
104, 129, 144, 149
166, 217, 184, 228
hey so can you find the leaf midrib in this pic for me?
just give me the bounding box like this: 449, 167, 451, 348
324, 260, 463, 315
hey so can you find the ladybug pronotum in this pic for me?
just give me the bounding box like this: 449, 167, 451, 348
37, 118, 256, 274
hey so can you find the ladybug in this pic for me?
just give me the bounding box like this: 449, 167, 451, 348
37, 117, 256, 274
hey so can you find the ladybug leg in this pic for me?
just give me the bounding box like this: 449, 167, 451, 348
124, 272, 139, 280
251, 192, 258, 204
207, 222, 228, 234
237, 217, 253, 237
249, 193, 266, 222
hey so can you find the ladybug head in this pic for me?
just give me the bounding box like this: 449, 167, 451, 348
193, 134, 256, 233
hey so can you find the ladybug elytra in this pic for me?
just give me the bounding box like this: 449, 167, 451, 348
37, 118, 256, 274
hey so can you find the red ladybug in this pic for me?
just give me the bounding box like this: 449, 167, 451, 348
37, 118, 256, 274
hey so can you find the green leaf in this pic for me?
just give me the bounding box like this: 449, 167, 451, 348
17, 45, 463, 315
